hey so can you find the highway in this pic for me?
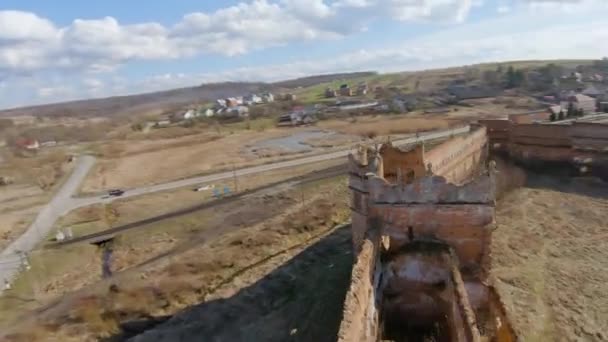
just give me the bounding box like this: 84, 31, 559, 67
0, 125, 469, 289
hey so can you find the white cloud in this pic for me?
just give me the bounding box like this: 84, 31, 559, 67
0, 11, 57, 41
2, 0, 608, 107
497, 5, 511, 13
387, 0, 476, 23
0, 0, 478, 78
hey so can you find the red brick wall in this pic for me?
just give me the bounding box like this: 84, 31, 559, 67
380, 144, 426, 183
426, 127, 488, 184
370, 204, 494, 270
337, 231, 381, 342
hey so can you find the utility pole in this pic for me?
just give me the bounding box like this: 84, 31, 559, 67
232, 164, 239, 193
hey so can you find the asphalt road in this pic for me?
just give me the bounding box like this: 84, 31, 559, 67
0, 155, 96, 285
0, 125, 469, 289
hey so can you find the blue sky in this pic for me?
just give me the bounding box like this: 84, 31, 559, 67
1, 0, 608, 108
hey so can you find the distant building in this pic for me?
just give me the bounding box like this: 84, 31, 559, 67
225, 98, 239, 107
549, 105, 563, 116
339, 84, 352, 97
284, 93, 297, 101
277, 111, 316, 127
200, 108, 215, 117
565, 94, 596, 113
154, 120, 171, 128
447, 85, 500, 101
216, 99, 227, 108
15, 138, 39, 150
261, 92, 275, 103
391, 95, 418, 113
582, 85, 602, 98
244, 94, 262, 105
183, 109, 197, 120
224, 106, 250, 118
356, 83, 369, 96
541, 95, 557, 103
325, 88, 337, 98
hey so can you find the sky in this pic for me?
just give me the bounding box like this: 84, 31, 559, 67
1, 0, 608, 109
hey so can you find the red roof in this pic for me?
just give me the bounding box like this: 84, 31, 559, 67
15, 138, 38, 148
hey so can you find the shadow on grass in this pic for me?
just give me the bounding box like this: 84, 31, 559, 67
524, 170, 608, 200
102, 226, 353, 342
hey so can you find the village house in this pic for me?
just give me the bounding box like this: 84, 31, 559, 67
243, 94, 262, 105
261, 92, 274, 103
225, 106, 249, 118
562, 93, 596, 114
356, 83, 369, 96
15, 138, 39, 150
391, 95, 418, 113
183, 109, 197, 120
200, 108, 215, 117
284, 93, 297, 101
339, 84, 352, 97
447, 85, 501, 101
215, 99, 227, 107
582, 85, 603, 98
325, 87, 337, 98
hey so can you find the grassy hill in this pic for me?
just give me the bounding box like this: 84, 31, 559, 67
0, 59, 597, 119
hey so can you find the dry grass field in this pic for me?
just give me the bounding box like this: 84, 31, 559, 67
0, 148, 73, 249
0, 161, 347, 326
0, 176, 350, 342
492, 175, 608, 341
80, 125, 347, 193
2, 163, 607, 341
316, 115, 455, 137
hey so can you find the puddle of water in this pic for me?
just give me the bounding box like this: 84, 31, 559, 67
248, 130, 346, 154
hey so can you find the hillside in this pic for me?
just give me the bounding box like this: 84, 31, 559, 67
0, 72, 375, 119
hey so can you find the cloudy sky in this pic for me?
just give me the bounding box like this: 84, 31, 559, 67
1, 0, 608, 109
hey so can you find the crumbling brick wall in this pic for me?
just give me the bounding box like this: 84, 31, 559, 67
337, 228, 381, 342
341, 129, 495, 341
379, 144, 426, 183
481, 121, 608, 165
425, 126, 488, 184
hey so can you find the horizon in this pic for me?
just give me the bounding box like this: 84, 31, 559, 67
0, 58, 598, 112
1, 0, 608, 108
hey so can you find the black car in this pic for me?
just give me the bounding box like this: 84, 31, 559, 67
108, 189, 125, 197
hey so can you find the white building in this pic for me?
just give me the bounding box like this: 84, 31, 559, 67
183, 109, 197, 120
261, 92, 274, 103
